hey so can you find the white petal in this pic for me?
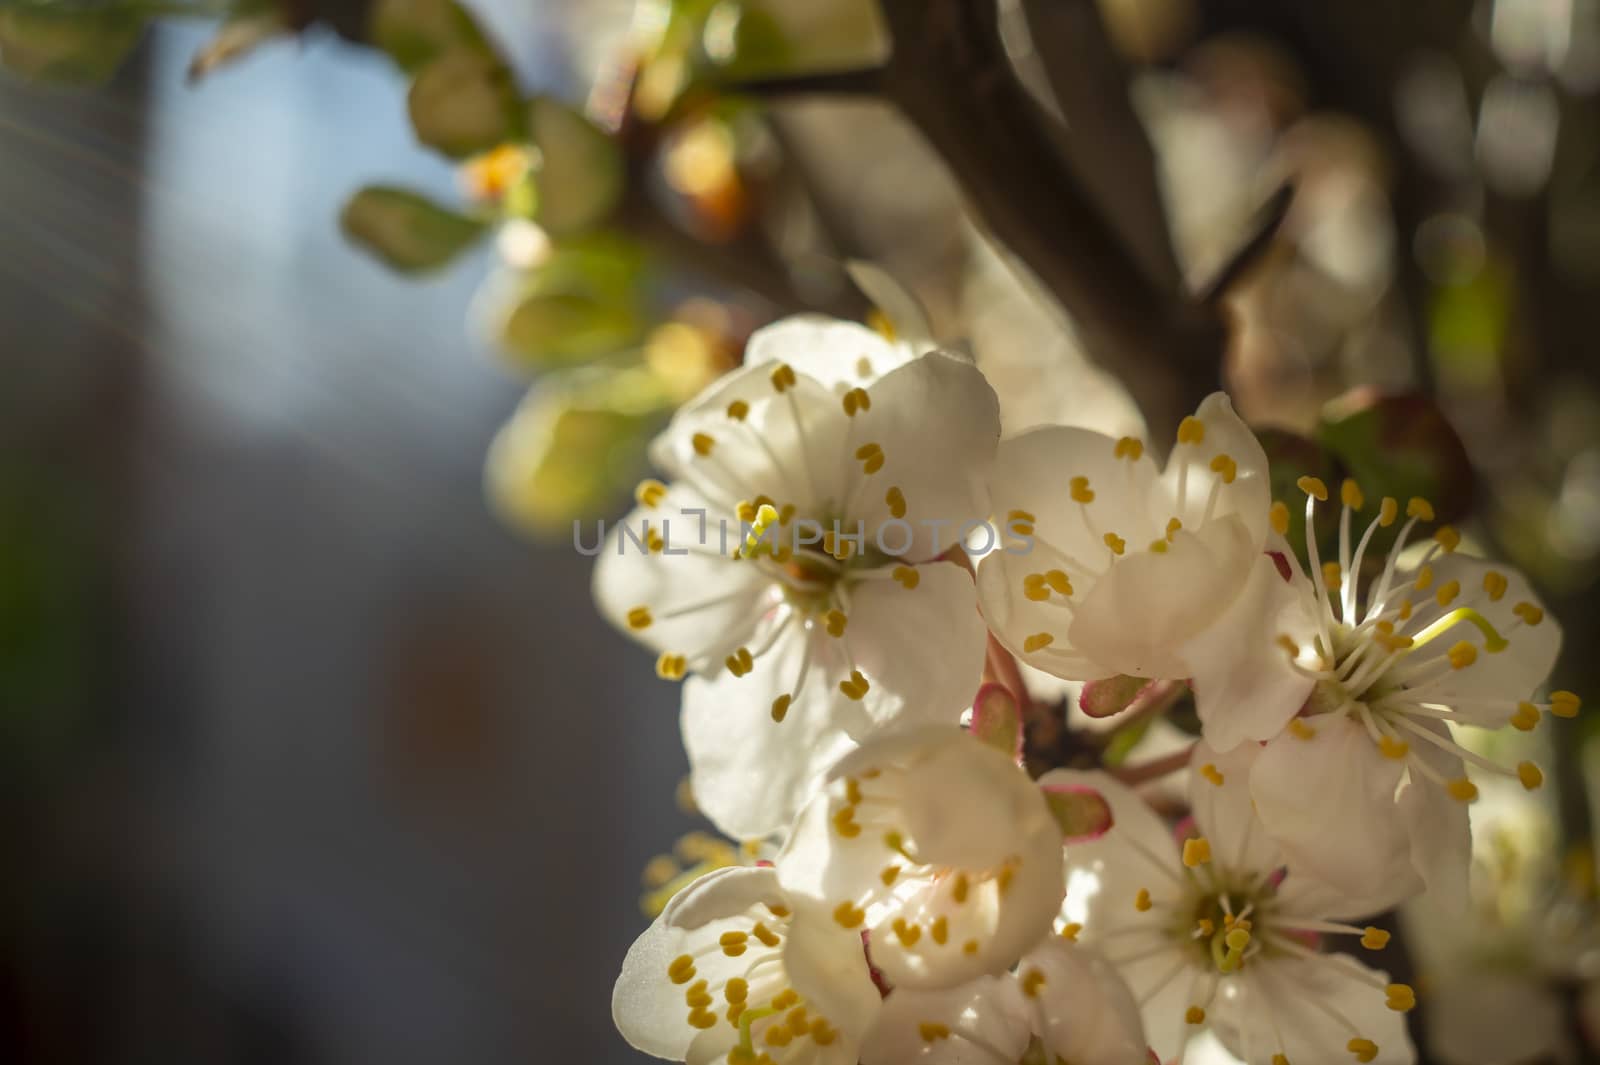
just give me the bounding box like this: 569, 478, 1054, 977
1215, 958, 1414, 1065
860, 975, 1031, 1065
846, 261, 937, 358
1181, 553, 1318, 752
1021, 939, 1149, 1065
1039, 769, 1182, 935
782, 915, 885, 1046
1249, 718, 1423, 909
743, 314, 913, 392
843, 561, 987, 725
844, 352, 1001, 562
1188, 741, 1283, 877
1398, 553, 1561, 720
1154, 392, 1271, 547
682, 622, 872, 839
1396, 720, 1471, 911
1068, 515, 1259, 678
974, 537, 1118, 681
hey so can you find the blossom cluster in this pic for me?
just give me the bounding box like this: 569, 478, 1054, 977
603, 307, 1572, 1065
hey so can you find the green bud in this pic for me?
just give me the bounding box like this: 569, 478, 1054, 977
526, 96, 622, 236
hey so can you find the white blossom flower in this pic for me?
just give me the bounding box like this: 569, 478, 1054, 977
594, 317, 1000, 838
978, 392, 1307, 751
1048, 743, 1416, 1065
859, 936, 1149, 1065
776, 727, 1066, 991
1243, 477, 1568, 906
614, 865, 882, 1065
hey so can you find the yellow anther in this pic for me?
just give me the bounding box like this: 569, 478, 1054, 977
770, 694, 792, 723
1378, 496, 1399, 527
1413, 566, 1434, 592
627, 606, 653, 631
1341, 479, 1365, 510
1022, 574, 1050, 602
1518, 762, 1544, 790
1483, 571, 1508, 601
1196, 918, 1215, 936
892, 918, 922, 947
1360, 927, 1390, 950
1176, 416, 1206, 444
1103, 532, 1126, 555
1007, 509, 1036, 536
830, 807, 860, 838
686, 981, 713, 1008
1511, 701, 1541, 731
1210, 453, 1238, 483
1149, 539, 1170, 554
1288, 718, 1317, 740
720, 930, 749, 957
931, 916, 949, 944
1135, 888, 1152, 912
688, 1008, 718, 1029
879, 865, 899, 887
1045, 569, 1073, 595
1023, 632, 1055, 653
1114, 436, 1144, 460
845, 777, 862, 804
1277, 634, 1301, 658
635, 479, 668, 508
655, 653, 688, 680
752, 923, 780, 948
1070, 476, 1095, 504
812, 1021, 837, 1046
1436, 580, 1460, 608
961, 940, 979, 955
1378, 735, 1410, 760
1270, 501, 1290, 535
1021, 969, 1046, 997
1059, 922, 1081, 942
1225, 927, 1252, 952
918, 1022, 950, 1042
770, 363, 797, 392
855, 442, 884, 474
1167, 517, 1184, 541
725, 399, 749, 421
1273, 1056, 1291, 1065
1447, 777, 1480, 803
884, 485, 907, 519
725, 647, 755, 676
892, 565, 920, 590
1322, 561, 1342, 591
692, 432, 716, 457
1349, 1038, 1379, 1062
1182, 837, 1212, 867
815, 609, 846, 639
786, 1006, 810, 1037
668, 954, 696, 983
1447, 641, 1477, 670
1297, 476, 1329, 501
724, 978, 749, 1003
1406, 497, 1434, 522
839, 669, 870, 700
1399, 600, 1414, 621
832, 901, 865, 928
646, 528, 666, 553
1434, 526, 1461, 552
1385, 983, 1417, 1012
841, 387, 871, 415
951, 873, 970, 903
1513, 601, 1545, 626
1200, 763, 1225, 786
1551, 691, 1581, 718
1185, 1006, 1206, 1024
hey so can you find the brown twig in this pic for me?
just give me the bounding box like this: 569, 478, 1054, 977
1111, 743, 1196, 786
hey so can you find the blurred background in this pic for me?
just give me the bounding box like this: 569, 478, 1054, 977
2, 0, 1599, 1063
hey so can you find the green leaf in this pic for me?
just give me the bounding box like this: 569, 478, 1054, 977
339, 185, 487, 273
369, 0, 491, 73
485, 235, 650, 371
1316, 391, 1474, 553
527, 96, 623, 236
0, 8, 143, 86
407, 47, 521, 159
